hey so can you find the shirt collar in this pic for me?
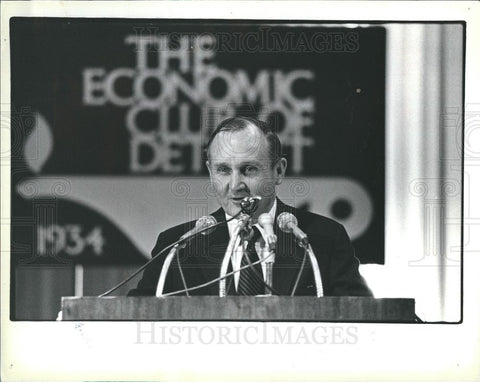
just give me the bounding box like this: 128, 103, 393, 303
225, 199, 277, 239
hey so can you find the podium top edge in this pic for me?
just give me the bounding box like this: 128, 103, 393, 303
62, 296, 415, 302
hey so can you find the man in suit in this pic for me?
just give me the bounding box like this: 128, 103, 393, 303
129, 116, 372, 297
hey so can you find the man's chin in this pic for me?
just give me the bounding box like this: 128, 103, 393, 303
223, 203, 242, 217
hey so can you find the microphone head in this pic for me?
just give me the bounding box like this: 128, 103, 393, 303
240, 196, 261, 215
258, 213, 274, 228
195, 215, 217, 235
277, 212, 298, 233
258, 213, 277, 249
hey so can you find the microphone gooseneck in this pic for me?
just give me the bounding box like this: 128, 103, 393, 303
98, 212, 239, 297
257, 213, 277, 296
277, 212, 323, 297
156, 215, 217, 296
219, 213, 251, 297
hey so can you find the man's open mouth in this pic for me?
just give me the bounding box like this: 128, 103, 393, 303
230, 196, 247, 203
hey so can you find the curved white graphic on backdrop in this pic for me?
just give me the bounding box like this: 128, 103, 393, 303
17, 177, 373, 259
24, 112, 53, 174
278, 178, 374, 240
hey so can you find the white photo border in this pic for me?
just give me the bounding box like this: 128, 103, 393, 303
1, 1, 479, 382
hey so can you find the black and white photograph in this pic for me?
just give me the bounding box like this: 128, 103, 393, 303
1, 1, 479, 382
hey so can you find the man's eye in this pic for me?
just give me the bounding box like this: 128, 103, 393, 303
245, 166, 258, 174
216, 166, 230, 174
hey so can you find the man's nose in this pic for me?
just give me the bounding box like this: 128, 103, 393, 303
229, 170, 247, 191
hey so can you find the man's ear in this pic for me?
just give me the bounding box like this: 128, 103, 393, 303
274, 158, 287, 185
206, 160, 211, 175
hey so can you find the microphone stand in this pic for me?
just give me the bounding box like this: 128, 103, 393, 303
156, 231, 196, 297
155, 244, 180, 297
297, 240, 324, 298
219, 214, 250, 297
156, 217, 222, 297
262, 242, 275, 296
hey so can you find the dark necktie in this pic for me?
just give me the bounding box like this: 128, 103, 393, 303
237, 226, 264, 295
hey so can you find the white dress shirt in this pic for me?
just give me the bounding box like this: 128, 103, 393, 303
225, 199, 277, 289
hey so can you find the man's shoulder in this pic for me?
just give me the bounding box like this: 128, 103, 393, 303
299, 208, 342, 227
157, 219, 196, 240
278, 201, 343, 234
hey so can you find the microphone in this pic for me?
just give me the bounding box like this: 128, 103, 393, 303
277, 212, 309, 247
156, 215, 217, 296
219, 213, 251, 297
257, 213, 277, 250
258, 213, 276, 296
240, 196, 261, 215
277, 212, 323, 297
180, 215, 217, 241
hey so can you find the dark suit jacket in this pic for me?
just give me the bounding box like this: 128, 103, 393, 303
128, 200, 372, 297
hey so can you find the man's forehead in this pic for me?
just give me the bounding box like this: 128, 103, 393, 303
209, 140, 271, 165
209, 156, 271, 166
209, 126, 269, 157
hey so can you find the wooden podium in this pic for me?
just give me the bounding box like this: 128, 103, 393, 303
61, 296, 415, 322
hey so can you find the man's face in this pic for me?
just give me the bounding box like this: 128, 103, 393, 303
206, 124, 287, 218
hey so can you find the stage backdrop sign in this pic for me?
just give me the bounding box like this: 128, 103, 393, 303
10, 19, 385, 318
